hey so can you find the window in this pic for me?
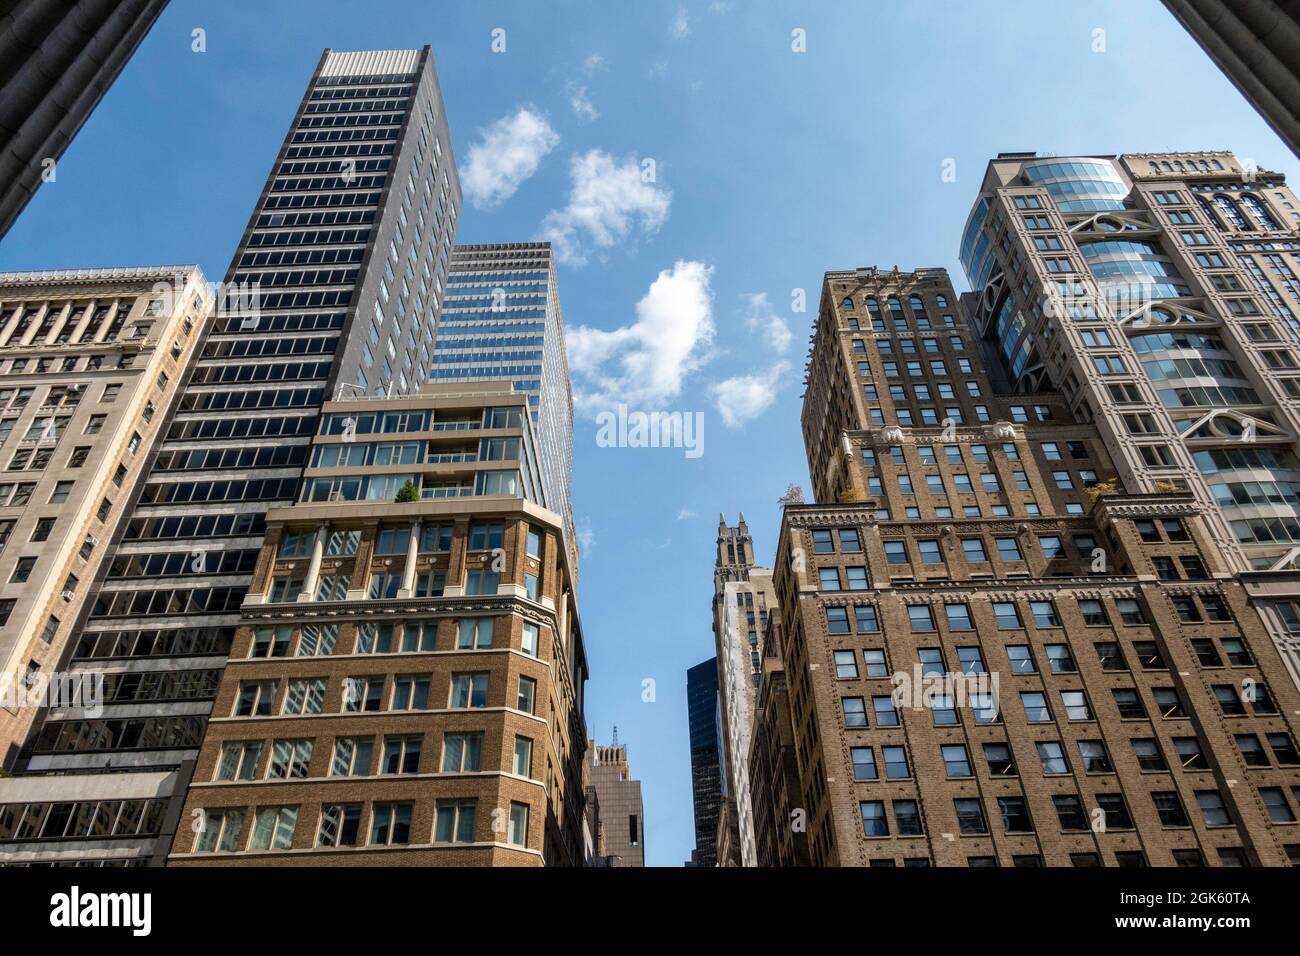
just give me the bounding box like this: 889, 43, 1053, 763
884, 541, 908, 564
851, 746, 878, 780
1132, 738, 1167, 771
862, 648, 888, 678
195, 809, 245, 853
508, 802, 530, 846
1021, 691, 1051, 722
992, 602, 1022, 629
517, 675, 537, 713
1154, 687, 1186, 718
442, 733, 482, 772
860, 801, 889, 837
1152, 791, 1189, 827
1053, 795, 1088, 832
521, 621, 539, 656
954, 798, 988, 835
450, 673, 488, 708
873, 696, 898, 727
1112, 687, 1145, 719
882, 746, 909, 779
833, 650, 858, 679
854, 605, 878, 632
995, 538, 1022, 562
1006, 644, 1035, 673
826, 607, 850, 634
434, 799, 477, 843
998, 797, 1033, 833
1044, 644, 1075, 673
1261, 788, 1295, 823
818, 567, 841, 591
235, 681, 276, 716
457, 617, 494, 650
842, 697, 867, 727
216, 741, 263, 781
1037, 741, 1069, 775
942, 744, 973, 778
945, 603, 973, 630
908, 605, 936, 632
1062, 690, 1092, 720
370, 803, 413, 846
268, 739, 313, 779
1032, 602, 1061, 628
513, 736, 533, 777
894, 799, 923, 836
1095, 794, 1133, 830
331, 737, 374, 777
1077, 739, 1112, 772
1195, 791, 1232, 827
1116, 599, 1146, 626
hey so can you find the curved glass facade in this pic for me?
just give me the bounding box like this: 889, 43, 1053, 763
1022, 159, 1128, 212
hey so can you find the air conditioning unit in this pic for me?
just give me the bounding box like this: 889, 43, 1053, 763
61, 589, 75, 601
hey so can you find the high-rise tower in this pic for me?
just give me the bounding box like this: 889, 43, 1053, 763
0, 47, 460, 867
961, 151, 1300, 684
763, 264, 1300, 866
0, 0, 170, 237
432, 243, 575, 565
685, 656, 722, 866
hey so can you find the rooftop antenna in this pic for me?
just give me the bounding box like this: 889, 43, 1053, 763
612, 725, 619, 748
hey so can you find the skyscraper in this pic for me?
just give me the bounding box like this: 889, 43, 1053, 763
0, 47, 460, 867
168, 381, 590, 866
0, 265, 211, 768
711, 514, 774, 866
960, 151, 1300, 683
585, 737, 645, 867
686, 656, 722, 867
767, 263, 1300, 866
432, 244, 575, 564
1160, 2, 1300, 158
0, 0, 170, 237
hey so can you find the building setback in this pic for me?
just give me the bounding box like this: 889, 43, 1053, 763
0, 0, 170, 238
1160, 2, 1300, 158
685, 656, 722, 866
0, 265, 211, 768
168, 382, 589, 866
765, 263, 1300, 866
0, 46, 460, 866
584, 738, 645, 866
960, 151, 1300, 686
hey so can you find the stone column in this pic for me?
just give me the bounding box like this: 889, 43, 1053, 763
398, 519, 421, 597
298, 523, 327, 602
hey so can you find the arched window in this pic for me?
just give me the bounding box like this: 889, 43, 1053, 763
1162, 161, 1173, 171
865, 297, 881, 316
936, 294, 949, 308
841, 296, 854, 310
1239, 194, 1280, 231
887, 296, 905, 319
1213, 194, 1250, 230
908, 294, 927, 317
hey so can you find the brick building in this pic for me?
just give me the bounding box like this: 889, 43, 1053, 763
168, 382, 589, 866
763, 265, 1300, 866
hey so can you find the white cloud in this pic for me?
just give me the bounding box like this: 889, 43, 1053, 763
676, 508, 698, 521
710, 363, 788, 429
671, 7, 691, 38
576, 520, 595, 553
741, 292, 793, 354
538, 150, 671, 266
582, 53, 606, 76
567, 83, 598, 123
461, 108, 559, 209
568, 259, 715, 412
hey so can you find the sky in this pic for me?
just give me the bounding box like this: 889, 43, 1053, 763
2, 0, 1298, 867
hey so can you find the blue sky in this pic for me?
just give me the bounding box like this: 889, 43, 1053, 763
2, 0, 1298, 866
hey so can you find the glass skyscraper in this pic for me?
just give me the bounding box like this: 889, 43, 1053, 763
0, 47, 460, 866
431, 243, 576, 561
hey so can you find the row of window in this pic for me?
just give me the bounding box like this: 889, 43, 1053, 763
233, 670, 540, 718
248, 617, 541, 659
192, 797, 530, 853
215, 729, 534, 782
